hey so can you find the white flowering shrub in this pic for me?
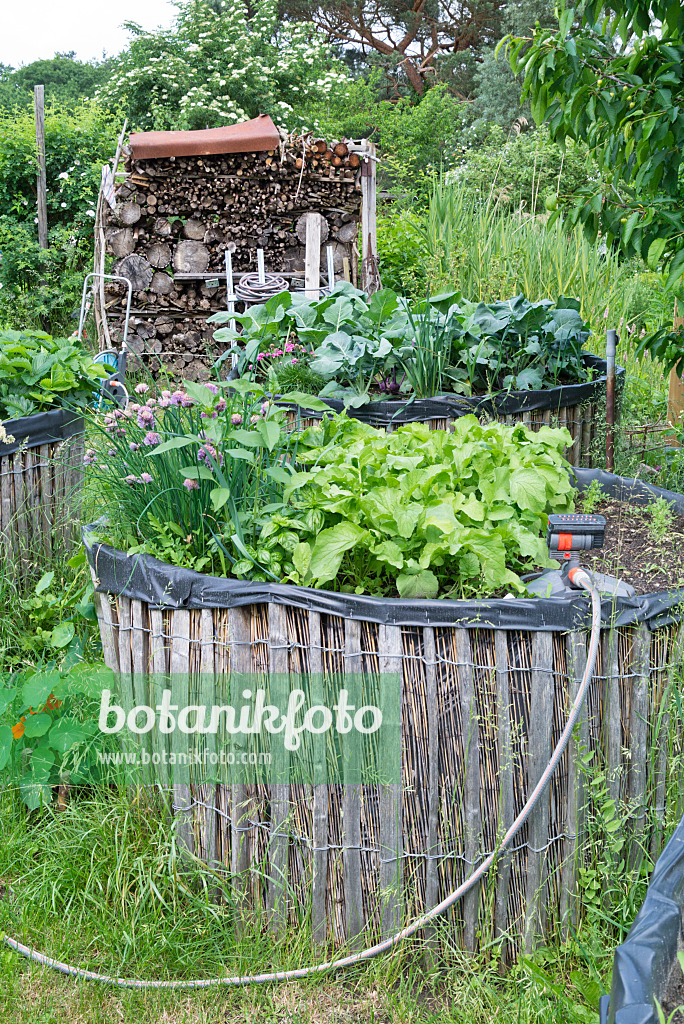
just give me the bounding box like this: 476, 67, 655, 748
100, 0, 351, 130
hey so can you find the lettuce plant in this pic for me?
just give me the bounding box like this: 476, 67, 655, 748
244, 413, 575, 599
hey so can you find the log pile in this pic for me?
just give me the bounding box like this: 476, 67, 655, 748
102, 133, 366, 379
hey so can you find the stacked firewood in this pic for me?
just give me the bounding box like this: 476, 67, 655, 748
102, 134, 365, 378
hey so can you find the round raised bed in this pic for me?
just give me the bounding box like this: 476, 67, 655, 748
601, 812, 684, 1024
1, 409, 85, 575
84, 468, 680, 959
282, 354, 625, 467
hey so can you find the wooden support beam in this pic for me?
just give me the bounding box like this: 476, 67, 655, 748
34, 86, 48, 250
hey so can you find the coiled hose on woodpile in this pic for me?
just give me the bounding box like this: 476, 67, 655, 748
3, 568, 602, 989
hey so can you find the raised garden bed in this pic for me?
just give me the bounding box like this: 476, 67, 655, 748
0, 328, 108, 579
212, 288, 624, 465
281, 352, 622, 467
601, 813, 684, 1024
84, 468, 684, 958
1, 408, 85, 572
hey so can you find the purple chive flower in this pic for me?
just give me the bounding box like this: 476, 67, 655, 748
183, 478, 199, 490
128, 402, 141, 413
140, 473, 153, 484
146, 398, 157, 408
204, 382, 219, 395
143, 432, 161, 446
107, 448, 117, 457
197, 442, 224, 467
261, 401, 270, 415
250, 414, 261, 424
216, 398, 226, 413
231, 413, 243, 425
135, 383, 149, 395
157, 397, 171, 408
129, 442, 140, 452
124, 474, 137, 485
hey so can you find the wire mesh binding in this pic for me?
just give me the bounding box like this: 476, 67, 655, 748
88, 580, 681, 961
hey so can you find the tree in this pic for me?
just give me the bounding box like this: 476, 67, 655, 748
99, 0, 351, 131
281, 0, 507, 97
0, 54, 110, 110
505, 1, 684, 302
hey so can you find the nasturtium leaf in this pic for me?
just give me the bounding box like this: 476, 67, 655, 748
0, 687, 17, 717
23, 713, 52, 739
20, 779, 52, 811
50, 622, 76, 649
49, 719, 89, 754
0, 725, 13, 770
29, 745, 56, 781
22, 672, 58, 711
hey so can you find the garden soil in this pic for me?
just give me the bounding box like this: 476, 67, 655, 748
582, 499, 684, 595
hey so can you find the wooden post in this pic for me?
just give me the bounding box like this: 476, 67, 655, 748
304, 213, 321, 299
360, 143, 379, 293
34, 85, 48, 249
667, 299, 684, 442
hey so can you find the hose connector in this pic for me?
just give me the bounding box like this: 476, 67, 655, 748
568, 566, 593, 590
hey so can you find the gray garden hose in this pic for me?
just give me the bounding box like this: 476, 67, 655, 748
3, 568, 602, 989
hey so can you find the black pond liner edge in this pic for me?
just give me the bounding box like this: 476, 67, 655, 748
600, 812, 684, 1024
0, 407, 84, 458
83, 468, 684, 632
276, 353, 625, 427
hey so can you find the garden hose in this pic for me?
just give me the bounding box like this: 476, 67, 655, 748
3, 568, 602, 990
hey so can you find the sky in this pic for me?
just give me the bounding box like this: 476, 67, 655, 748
1, 0, 177, 68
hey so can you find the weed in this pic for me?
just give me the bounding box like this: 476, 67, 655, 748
647, 498, 675, 544
580, 480, 606, 514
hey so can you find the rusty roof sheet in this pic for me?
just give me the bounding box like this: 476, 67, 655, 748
129, 114, 280, 160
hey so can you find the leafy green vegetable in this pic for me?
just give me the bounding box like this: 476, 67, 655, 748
210, 284, 592, 405
0, 328, 108, 421
243, 413, 575, 599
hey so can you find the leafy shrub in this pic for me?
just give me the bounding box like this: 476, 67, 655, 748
447, 123, 594, 211
302, 78, 467, 200
0, 328, 108, 420
0, 101, 118, 228
0, 217, 94, 332
99, 0, 348, 131
250, 413, 575, 598
376, 210, 428, 297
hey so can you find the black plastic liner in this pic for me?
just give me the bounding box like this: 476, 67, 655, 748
84, 468, 684, 632
0, 408, 84, 457
279, 354, 624, 426
600, 813, 684, 1024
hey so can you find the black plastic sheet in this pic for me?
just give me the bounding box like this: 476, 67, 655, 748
602, 814, 684, 1024
279, 354, 624, 427
84, 468, 684, 631
0, 408, 84, 457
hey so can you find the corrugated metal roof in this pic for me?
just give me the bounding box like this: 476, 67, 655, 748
129, 114, 280, 160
